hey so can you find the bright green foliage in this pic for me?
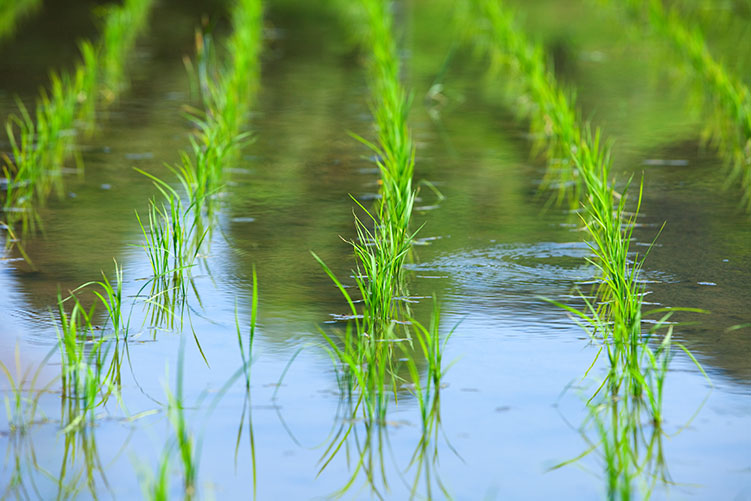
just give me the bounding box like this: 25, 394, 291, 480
135, 170, 208, 330
458, 0, 588, 204
612, 0, 751, 211
318, 0, 418, 344
131, 0, 262, 331
311, 4, 440, 467
1, 0, 155, 233
99, 0, 154, 99
56, 291, 122, 433
180, 0, 262, 218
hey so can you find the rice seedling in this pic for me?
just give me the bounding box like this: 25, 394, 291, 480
552, 322, 682, 501
55, 289, 123, 432
1, 0, 155, 234
0, 0, 41, 42
308, 6, 456, 495
357, 0, 417, 237
602, 0, 751, 212
74, 259, 127, 339
134, 170, 208, 331
311, 296, 455, 499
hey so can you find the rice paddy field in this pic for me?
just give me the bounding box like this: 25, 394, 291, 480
1, 0, 750, 499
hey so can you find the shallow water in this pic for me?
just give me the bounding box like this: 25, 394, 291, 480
1, 0, 750, 499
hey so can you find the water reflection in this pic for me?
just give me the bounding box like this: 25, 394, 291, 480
314, 303, 457, 500
558, 322, 709, 500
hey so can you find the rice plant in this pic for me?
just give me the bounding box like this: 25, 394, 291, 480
135, 170, 208, 331
74, 259, 127, 339
603, 0, 751, 211
316, 0, 419, 346
55, 290, 121, 432
310, 6, 453, 492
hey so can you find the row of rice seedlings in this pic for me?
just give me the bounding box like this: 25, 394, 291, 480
178, 0, 262, 221
456, 0, 587, 205
316, 0, 419, 340
355, 0, 418, 307
605, 0, 751, 211
0, 0, 41, 42
457, 0, 686, 411
1, 0, 155, 234
128, 0, 262, 336
309, 8, 452, 491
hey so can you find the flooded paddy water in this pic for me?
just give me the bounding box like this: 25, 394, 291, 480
1, 0, 750, 499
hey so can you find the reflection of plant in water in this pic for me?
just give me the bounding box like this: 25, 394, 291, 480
315, 301, 456, 500
0, 345, 114, 500
143, 338, 200, 501
57, 416, 112, 500
234, 268, 259, 498
555, 318, 709, 500
1, 346, 54, 499
403, 301, 457, 499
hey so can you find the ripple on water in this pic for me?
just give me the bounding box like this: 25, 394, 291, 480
410, 241, 676, 331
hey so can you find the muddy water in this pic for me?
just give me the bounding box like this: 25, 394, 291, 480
1, 0, 749, 499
